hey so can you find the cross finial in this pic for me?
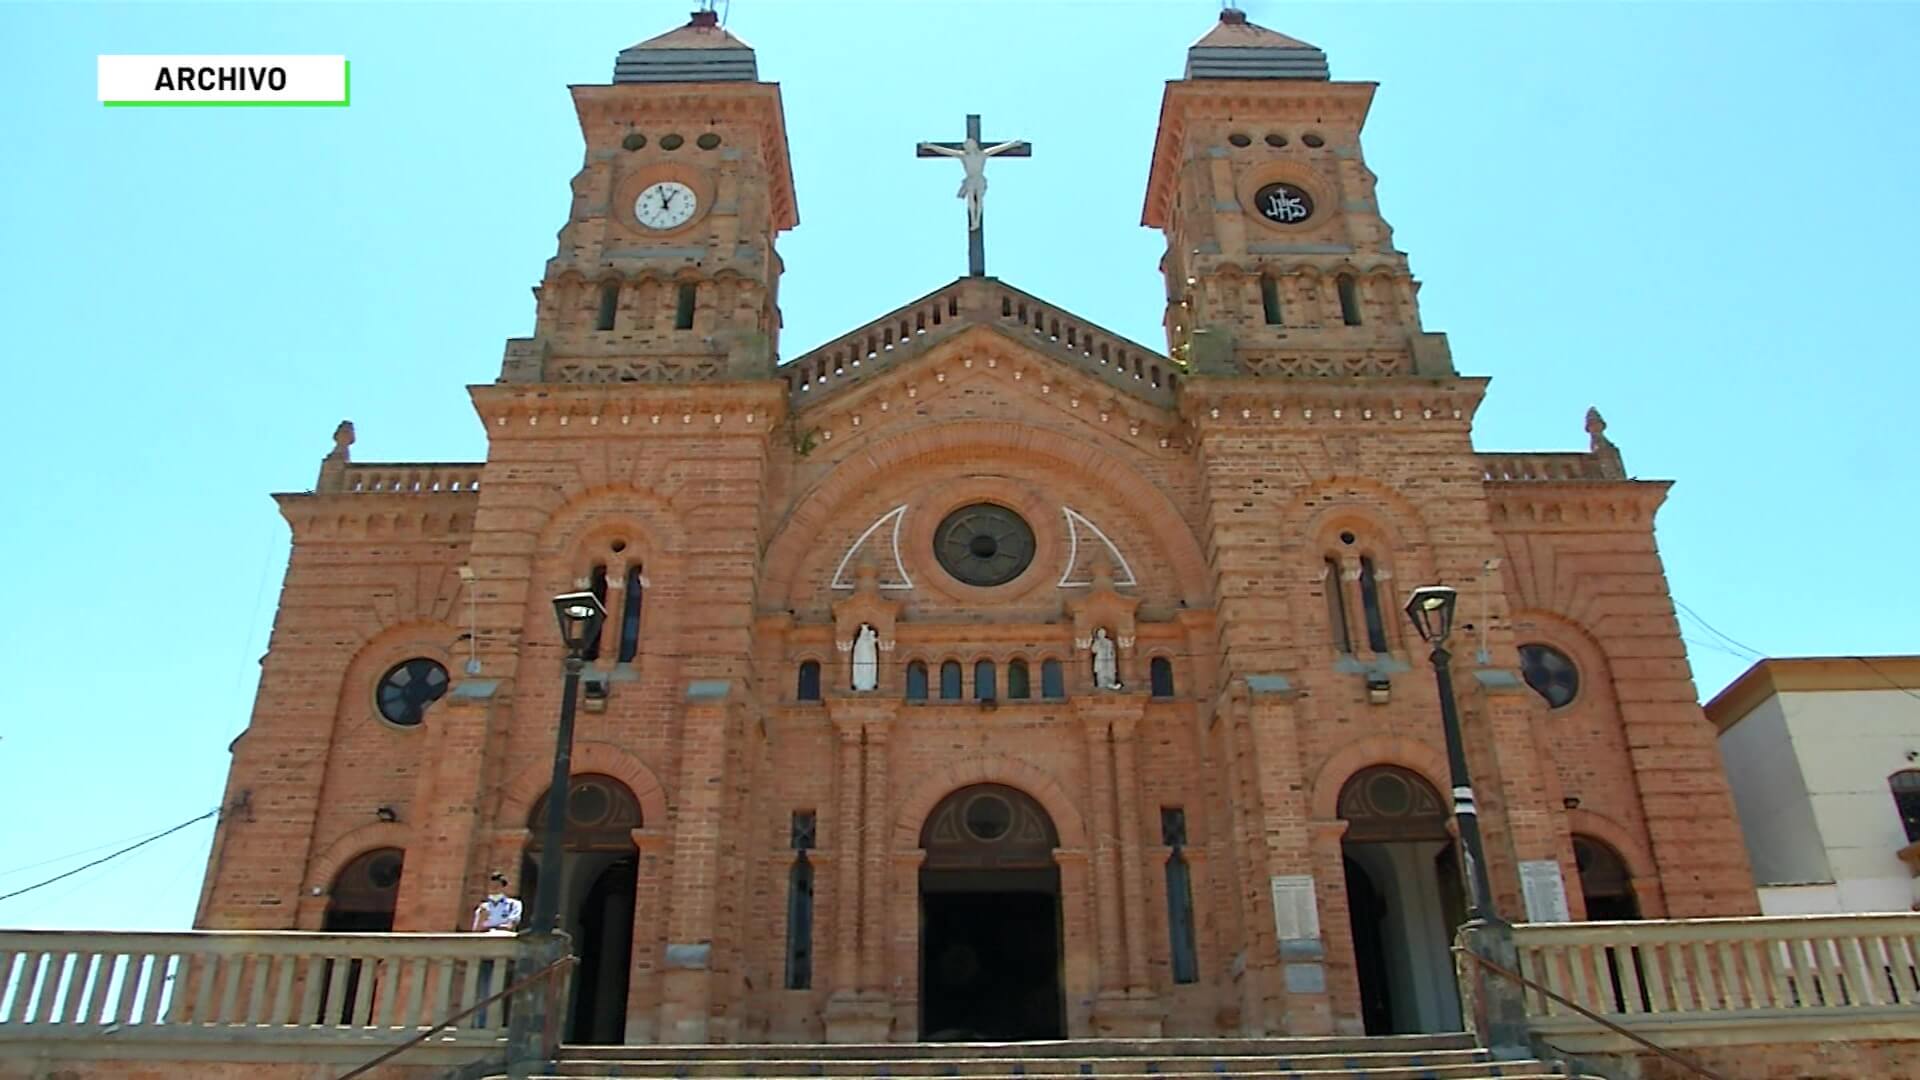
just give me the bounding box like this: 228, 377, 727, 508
916, 114, 1032, 277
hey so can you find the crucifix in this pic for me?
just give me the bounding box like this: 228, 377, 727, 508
916, 113, 1031, 277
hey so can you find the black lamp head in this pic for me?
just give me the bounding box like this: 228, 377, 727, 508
551, 590, 608, 656
1404, 584, 1459, 644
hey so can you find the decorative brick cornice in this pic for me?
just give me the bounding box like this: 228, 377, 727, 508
1177, 375, 1488, 428
274, 492, 477, 541
468, 381, 787, 439
1486, 481, 1671, 532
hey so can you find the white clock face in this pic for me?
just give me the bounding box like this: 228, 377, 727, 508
633, 181, 697, 230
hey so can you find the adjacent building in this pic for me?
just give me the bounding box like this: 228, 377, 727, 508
1709, 656, 1920, 916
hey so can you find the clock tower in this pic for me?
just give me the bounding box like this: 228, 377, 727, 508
500, 8, 798, 385
1143, 9, 1453, 379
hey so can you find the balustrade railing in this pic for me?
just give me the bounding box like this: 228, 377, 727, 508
1510, 915, 1920, 1030
782, 279, 1180, 406
0, 930, 519, 1044
336, 463, 484, 495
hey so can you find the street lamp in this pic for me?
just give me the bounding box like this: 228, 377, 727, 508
529, 590, 607, 935
1405, 584, 1497, 924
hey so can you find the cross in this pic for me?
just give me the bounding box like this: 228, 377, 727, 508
916, 113, 1031, 277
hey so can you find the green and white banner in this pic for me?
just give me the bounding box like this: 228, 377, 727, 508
98, 55, 349, 107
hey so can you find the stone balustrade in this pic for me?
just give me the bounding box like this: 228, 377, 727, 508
332, 463, 484, 495
782, 279, 1180, 408
1503, 914, 1920, 1053
0, 930, 526, 1067
1478, 452, 1621, 483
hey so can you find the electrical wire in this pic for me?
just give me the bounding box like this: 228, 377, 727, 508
1849, 656, 1920, 704
0, 808, 219, 905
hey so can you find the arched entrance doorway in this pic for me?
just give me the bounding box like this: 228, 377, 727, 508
521, 773, 640, 1044
1339, 766, 1464, 1035
318, 847, 403, 1022
1574, 836, 1641, 921
918, 784, 1065, 1042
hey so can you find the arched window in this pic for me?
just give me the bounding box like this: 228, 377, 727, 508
975, 660, 997, 701
1893, 771, 1920, 844
1007, 659, 1031, 700
1260, 275, 1284, 326
1150, 657, 1175, 698
940, 661, 963, 700
1161, 808, 1198, 984
674, 283, 698, 330
1358, 556, 1389, 653
596, 281, 620, 331
784, 811, 816, 990
1325, 558, 1352, 654
617, 565, 643, 664
905, 661, 929, 701
1573, 836, 1641, 921
1337, 274, 1362, 326
583, 564, 609, 662
796, 661, 821, 702
1041, 659, 1066, 699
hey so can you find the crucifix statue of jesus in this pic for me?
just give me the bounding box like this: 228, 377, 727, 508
917, 113, 1030, 277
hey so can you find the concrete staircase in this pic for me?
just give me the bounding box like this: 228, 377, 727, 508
533, 1035, 1598, 1079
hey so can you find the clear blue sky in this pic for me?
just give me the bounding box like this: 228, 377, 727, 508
2, 1, 1915, 933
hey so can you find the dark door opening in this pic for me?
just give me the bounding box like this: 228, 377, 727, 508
920, 873, 1063, 1042
571, 855, 637, 1044
1344, 855, 1394, 1036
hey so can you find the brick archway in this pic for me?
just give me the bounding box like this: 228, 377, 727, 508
763, 419, 1211, 610
1309, 736, 1451, 821
893, 755, 1087, 852
496, 739, 669, 829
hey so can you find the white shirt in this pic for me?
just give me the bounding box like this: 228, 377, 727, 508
473, 894, 522, 932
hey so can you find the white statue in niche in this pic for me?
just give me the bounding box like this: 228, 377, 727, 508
851, 623, 880, 692
1091, 627, 1121, 691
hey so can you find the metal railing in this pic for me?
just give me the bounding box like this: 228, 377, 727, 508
336, 953, 574, 1080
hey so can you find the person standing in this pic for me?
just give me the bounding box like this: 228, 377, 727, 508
470, 872, 521, 1026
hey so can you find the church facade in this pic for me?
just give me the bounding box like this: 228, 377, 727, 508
195, 9, 1758, 1046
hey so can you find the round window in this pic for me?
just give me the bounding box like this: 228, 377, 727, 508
375, 658, 450, 726
933, 503, 1036, 587
964, 794, 1013, 841
1519, 644, 1580, 709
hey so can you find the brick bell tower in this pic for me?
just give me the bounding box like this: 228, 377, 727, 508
500, 7, 798, 385
1143, 8, 1453, 379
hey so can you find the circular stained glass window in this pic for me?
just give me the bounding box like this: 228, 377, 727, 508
1519, 644, 1579, 709
375, 658, 449, 726
933, 503, 1035, 587
964, 794, 1013, 841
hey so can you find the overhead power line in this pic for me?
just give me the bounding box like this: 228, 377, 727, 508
0, 808, 219, 905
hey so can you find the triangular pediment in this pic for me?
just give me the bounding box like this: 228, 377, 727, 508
780, 277, 1182, 413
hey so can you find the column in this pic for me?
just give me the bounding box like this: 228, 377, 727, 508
1079, 711, 1123, 996
858, 720, 891, 992
393, 683, 502, 931
1111, 713, 1152, 992
660, 680, 731, 1042
829, 717, 863, 996
1244, 677, 1334, 1035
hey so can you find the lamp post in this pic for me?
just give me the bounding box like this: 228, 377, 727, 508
1404, 584, 1497, 924
529, 590, 608, 935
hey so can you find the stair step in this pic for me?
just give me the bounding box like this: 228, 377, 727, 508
545, 1051, 1501, 1077
537, 1072, 1584, 1080
559, 1036, 1477, 1063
